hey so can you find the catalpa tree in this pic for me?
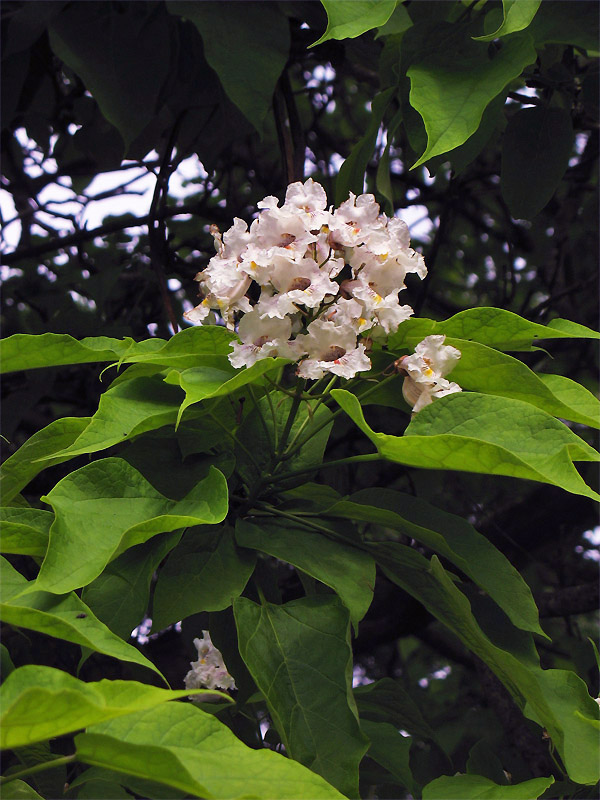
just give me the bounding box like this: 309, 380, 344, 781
1, 2, 599, 799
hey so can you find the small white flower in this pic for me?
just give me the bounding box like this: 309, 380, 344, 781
184, 631, 236, 695
398, 335, 462, 412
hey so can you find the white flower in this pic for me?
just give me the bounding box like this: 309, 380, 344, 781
398, 335, 462, 412
330, 192, 382, 248
348, 280, 414, 334
184, 631, 236, 694
294, 319, 371, 379
229, 307, 294, 368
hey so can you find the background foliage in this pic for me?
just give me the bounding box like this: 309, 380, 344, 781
1, 1, 598, 799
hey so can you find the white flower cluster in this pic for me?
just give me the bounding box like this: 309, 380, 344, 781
184, 631, 236, 694
397, 335, 462, 412
184, 179, 427, 379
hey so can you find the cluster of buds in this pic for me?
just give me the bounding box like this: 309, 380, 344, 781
185, 179, 427, 380
184, 631, 236, 695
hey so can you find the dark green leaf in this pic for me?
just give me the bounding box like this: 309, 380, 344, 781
361, 719, 416, 793
0, 558, 161, 678
167, 2, 289, 132
235, 595, 369, 797
501, 106, 574, 219
423, 773, 554, 799
0, 508, 53, 557
152, 526, 255, 630
236, 518, 375, 628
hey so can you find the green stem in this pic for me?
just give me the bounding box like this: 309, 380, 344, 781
283, 372, 400, 461
269, 453, 382, 485
282, 375, 338, 455
248, 385, 275, 459
0, 755, 76, 786
276, 379, 306, 458
262, 385, 279, 453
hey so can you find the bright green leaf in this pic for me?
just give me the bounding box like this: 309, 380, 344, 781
332, 389, 600, 500
388, 308, 600, 352
235, 518, 375, 629
474, 0, 541, 41
423, 773, 553, 799
76, 703, 345, 799
436, 339, 600, 428
501, 106, 574, 219
0, 665, 231, 750
235, 595, 369, 797
0, 780, 45, 799
33, 460, 228, 594
0, 417, 90, 504
0, 558, 161, 678
312, 0, 397, 46
0, 326, 235, 374
164, 356, 291, 425
167, 2, 289, 132
0, 507, 53, 557
152, 526, 255, 630
35, 377, 182, 462
408, 27, 536, 167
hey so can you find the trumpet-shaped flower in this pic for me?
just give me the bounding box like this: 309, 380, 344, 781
229, 307, 294, 368
294, 319, 371, 379
398, 335, 462, 412
184, 631, 236, 693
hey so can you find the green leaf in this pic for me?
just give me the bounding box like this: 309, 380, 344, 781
332, 389, 600, 500
82, 532, 182, 639
69, 768, 187, 800
234, 595, 369, 797
0, 558, 161, 678
35, 377, 182, 462
474, 0, 541, 41
501, 106, 574, 219
32, 459, 228, 594
355, 678, 439, 744
0, 665, 231, 750
75, 703, 345, 799
0, 326, 235, 374
431, 339, 600, 428
235, 391, 334, 487
361, 719, 416, 793
235, 518, 375, 629
538, 374, 600, 426
374, 547, 600, 785
164, 356, 291, 425
312, 0, 397, 46
49, 3, 171, 147
325, 488, 545, 636
167, 2, 289, 132
335, 88, 395, 206
375, 3, 413, 38
152, 526, 255, 630
0, 780, 45, 799
408, 27, 536, 167
528, 0, 600, 52
0, 508, 53, 557
376, 108, 403, 214
388, 308, 600, 352
0, 417, 90, 504
423, 773, 554, 799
